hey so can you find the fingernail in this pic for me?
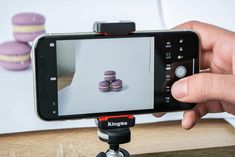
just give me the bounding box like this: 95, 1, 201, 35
182, 117, 197, 130
171, 78, 188, 99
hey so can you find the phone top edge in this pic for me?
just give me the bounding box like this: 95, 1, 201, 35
36, 29, 197, 37
32, 29, 200, 49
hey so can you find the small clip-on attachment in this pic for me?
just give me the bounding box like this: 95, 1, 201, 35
93, 21, 136, 35
96, 115, 135, 157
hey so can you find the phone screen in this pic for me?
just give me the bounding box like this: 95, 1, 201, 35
56, 37, 155, 116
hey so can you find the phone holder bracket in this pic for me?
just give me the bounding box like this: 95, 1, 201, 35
96, 115, 136, 157
93, 21, 136, 36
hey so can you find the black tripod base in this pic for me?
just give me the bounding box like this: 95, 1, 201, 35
96, 148, 130, 157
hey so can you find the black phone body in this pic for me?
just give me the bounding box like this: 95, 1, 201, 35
32, 30, 200, 121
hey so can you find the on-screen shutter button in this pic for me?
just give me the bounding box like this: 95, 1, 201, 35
175, 66, 187, 78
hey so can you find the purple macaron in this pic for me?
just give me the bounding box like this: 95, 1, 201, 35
0, 41, 31, 70
12, 12, 46, 42
111, 79, 123, 92
99, 81, 111, 92
104, 70, 116, 81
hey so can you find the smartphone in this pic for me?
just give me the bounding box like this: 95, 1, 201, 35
32, 30, 200, 120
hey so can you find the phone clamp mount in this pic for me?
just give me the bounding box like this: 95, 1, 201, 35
93, 21, 136, 35
96, 115, 136, 157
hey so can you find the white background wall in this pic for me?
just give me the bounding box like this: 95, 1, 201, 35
161, 0, 235, 31
1, 0, 235, 42
0, 0, 162, 43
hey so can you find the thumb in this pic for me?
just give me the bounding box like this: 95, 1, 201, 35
171, 73, 235, 103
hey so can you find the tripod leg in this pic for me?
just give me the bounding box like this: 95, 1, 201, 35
119, 148, 131, 157
96, 152, 107, 157
104, 148, 131, 157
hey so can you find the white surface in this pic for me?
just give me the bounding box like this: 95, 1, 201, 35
58, 38, 154, 115
0, 0, 235, 134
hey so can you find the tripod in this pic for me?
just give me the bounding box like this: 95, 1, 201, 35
96, 115, 135, 157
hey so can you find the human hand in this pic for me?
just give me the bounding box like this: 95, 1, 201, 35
154, 21, 235, 129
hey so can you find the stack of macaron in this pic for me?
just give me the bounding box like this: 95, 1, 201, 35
0, 12, 46, 70
99, 71, 123, 92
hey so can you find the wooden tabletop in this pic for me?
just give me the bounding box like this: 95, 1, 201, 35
0, 119, 235, 157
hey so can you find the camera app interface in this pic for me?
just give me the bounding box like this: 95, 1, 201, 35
56, 37, 154, 116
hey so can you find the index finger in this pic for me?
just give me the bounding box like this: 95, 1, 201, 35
174, 21, 234, 51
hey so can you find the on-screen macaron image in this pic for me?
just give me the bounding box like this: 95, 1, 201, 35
99, 81, 111, 92
111, 79, 123, 92
104, 70, 116, 81
12, 12, 46, 42
0, 41, 31, 70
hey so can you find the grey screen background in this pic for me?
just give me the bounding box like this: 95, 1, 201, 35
56, 41, 75, 77
57, 37, 155, 116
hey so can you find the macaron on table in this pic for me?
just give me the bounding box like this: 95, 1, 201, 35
104, 71, 116, 81
12, 13, 46, 42
0, 41, 31, 70
111, 79, 123, 92
99, 81, 111, 92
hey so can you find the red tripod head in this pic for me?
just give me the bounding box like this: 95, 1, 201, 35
96, 115, 135, 130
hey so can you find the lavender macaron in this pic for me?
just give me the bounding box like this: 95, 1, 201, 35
111, 79, 123, 92
0, 41, 31, 70
104, 70, 116, 81
99, 81, 111, 92
12, 12, 46, 42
